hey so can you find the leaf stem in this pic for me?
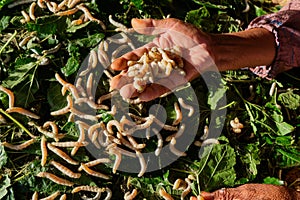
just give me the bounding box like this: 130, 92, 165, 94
0, 108, 36, 138
0, 30, 17, 55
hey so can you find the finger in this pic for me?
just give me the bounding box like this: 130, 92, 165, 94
109, 72, 133, 91
119, 84, 139, 99
138, 83, 170, 102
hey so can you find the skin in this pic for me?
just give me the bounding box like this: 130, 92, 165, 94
110, 18, 276, 102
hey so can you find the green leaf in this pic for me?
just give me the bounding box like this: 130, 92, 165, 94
254, 5, 267, 16
195, 144, 236, 191
61, 56, 80, 76
0, 175, 11, 199
0, 0, 13, 10
207, 87, 228, 110
275, 121, 294, 136
66, 21, 92, 33
263, 177, 284, 185
73, 33, 105, 48
276, 148, 300, 167
0, 16, 10, 33
239, 143, 261, 180
47, 82, 67, 112
0, 144, 7, 169
278, 90, 300, 110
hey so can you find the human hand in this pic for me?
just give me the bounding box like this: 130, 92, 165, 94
109, 18, 216, 102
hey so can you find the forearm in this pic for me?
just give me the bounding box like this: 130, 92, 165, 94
209, 28, 276, 71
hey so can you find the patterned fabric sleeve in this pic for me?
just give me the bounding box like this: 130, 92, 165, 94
247, 0, 300, 79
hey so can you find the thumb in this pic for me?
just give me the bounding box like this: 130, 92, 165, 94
131, 18, 179, 35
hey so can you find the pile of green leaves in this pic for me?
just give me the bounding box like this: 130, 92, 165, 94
0, 0, 299, 199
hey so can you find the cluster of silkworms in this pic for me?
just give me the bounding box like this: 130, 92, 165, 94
126, 46, 186, 92
230, 117, 244, 134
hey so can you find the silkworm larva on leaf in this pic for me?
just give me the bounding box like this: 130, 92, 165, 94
40, 191, 60, 200
181, 178, 192, 200
41, 136, 47, 166
31, 191, 38, 200
0, 86, 14, 108
178, 98, 194, 117
104, 187, 112, 200
37, 172, 74, 187
173, 178, 187, 190
78, 158, 111, 171
50, 160, 81, 178
169, 137, 187, 157
108, 147, 122, 174
159, 188, 174, 200
136, 151, 147, 177
172, 102, 182, 125
47, 143, 79, 165
20, 10, 30, 23
51, 141, 88, 147
76, 4, 106, 30
55, 7, 79, 16
152, 128, 163, 156
124, 189, 138, 200
80, 163, 110, 179
72, 185, 105, 193
59, 194, 67, 200
6, 107, 40, 119
165, 124, 185, 142
2, 139, 36, 150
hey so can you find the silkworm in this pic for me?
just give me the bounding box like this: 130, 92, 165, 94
152, 128, 163, 156
200, 125, 209, 140
20, 10, 30, 23
35, 125, 65, 141
81, 192, 102, 200
71, 18, 83, 26
62, 83, 80, 99
43, 121, 59, 134
41, 136, 48, 166
119, 115, 136, 130
75, 78, 87, 97
159, 188, 174, 200
136, 151, 146, 177
124, 189, 138, 200
5, 107, 40, 119
47, 143, 79, 165
51, 141, 88, 147
269, 82, 277, 97
172, 102, 182, 125
108, 147, 122, 174
71, 107, 98, 121
2, 139, 35, 150
173, 178, 187, 190
127, 135, 146, 150
55, 7, 79, 16
42, 43, 62, 55
50, 160, 81, 178
97, 41, 110, 68
0, 86, 14, 108
104, 188, 112, 200
55, 73, 68, 85
50, 103, 70, 116
111, 44, 128, 62
78, 158, 111, 171
71, 123, 86, 156
122, 115, 155, 136
80, 163, 110, 179
57, 0, 69, 10
108, 15, 127, 31
7, 0, 35, 8
18, 35, 33, 47
178, 98, 194, 117
75, 98, 109, 110
31, 191, 38, 200
169, 137, 187, 157
97, 91, 117, 104
37, 172, 74, 187
30, 53, 50, 65
46, 1, 58, 13
29, 2, 36, 21
129, 114, 177, 131
106, 120, 123, 134
165, 124, 185, 142
230, 117, 244, 129
76, 4, 106, 30
88, 122, 103, 141
59, 194, 67, 200
40, 191, 60, 200
86, 72, 94, 99
37, 0, 46, 8
72, 185, 105, 193
201, 138, 219, 146
68, 0, 81, 8
181, 178, 192, 200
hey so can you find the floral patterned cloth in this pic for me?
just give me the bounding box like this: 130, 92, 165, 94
248, 0, 300, 79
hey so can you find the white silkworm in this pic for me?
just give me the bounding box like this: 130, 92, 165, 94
108, 15, 127, 31
30, 53, 50, 65
269, 82, 277, 97
46, 1, 58, 13
59, 194, 67, 200
71, 123, 86, 156
86, 72, 94, 99
68, 0, 81, 8
173, 179, 187, 190
230, 117, 244, 134
29, 2, 36, 21
43, 121, 59, 134
181, 178, 192, 200
18, 35, 34, 47
5, 107, 40, 119
8, 0, 35, 8
172, 102, 182, 125
178, 98, 194, 117
165, 124, 185, 142
81, 192, 101, 200
20, 10, 30, 23
119, 115, 136, 130
76, 4, 106, 30
88, 122, 103, 141
201, 138, 219, 146
200, 125, 209, 140
122, 115, 154, 136
55, 73, 68, 85
37, 0, 46, 8
75, 98, 109, 110
108, 147, 122, 174
159, 188, 174, 200
80, 163, 110, 179
97, 41, 110, 68
0, 86, 14, 108
51, 141, 88, 147
42, 43, 62, 55
72, 185, 105, 193
152, 128, 163, 156
57, 0, 68, 10
55, 7, 79, 16
75, 78, 87, 97
136, 151, 146, 177
106, 120, 123, 134
127, 135, 146, 150
50, 95, 71, 116
111, 44, 128, 62
47, 143, 79, 165
50, 160, 81, 178
37, 172, 74, 187
31, 191, 38, 200
2, 139, 35, 150
41, 136, 47, 166
40, 191, 60, 200
61, 83, 80, 99
78, 158, 111, 171
124, 189, 138, 200
97, 91, 117, 104
169, 137, 186, 157
35, 125, 65, 141
104, 188, 112, 200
